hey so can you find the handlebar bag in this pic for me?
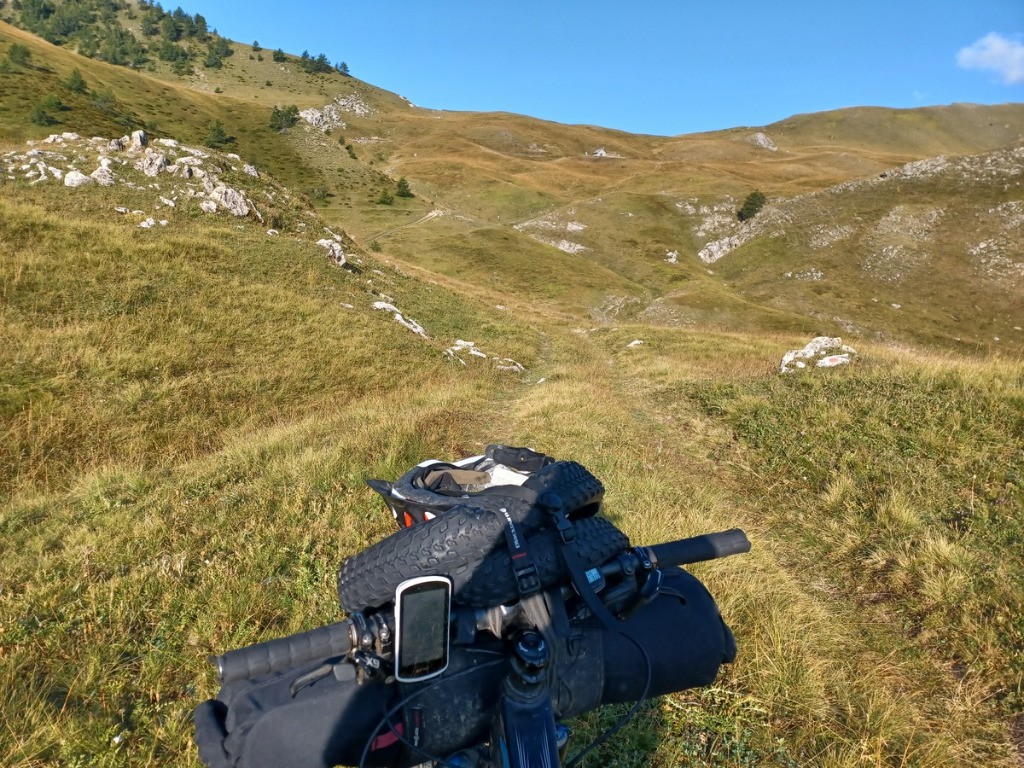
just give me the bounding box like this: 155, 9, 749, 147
194, 657, 402, 768
194, 644, 511, 768
196, 568, 737, 768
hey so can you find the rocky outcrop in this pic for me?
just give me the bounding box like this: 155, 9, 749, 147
780, 337, 858, 373
748, 132, 778, 151
209, 184, 249, 216
2, 132, 263, 224
372, 301, 428, 338
135, 150, 168, 177
316, 238, 346, 267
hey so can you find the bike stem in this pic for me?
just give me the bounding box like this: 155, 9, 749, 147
490, 630, 561, 768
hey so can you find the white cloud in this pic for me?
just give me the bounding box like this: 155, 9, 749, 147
957, 32, 1024, 85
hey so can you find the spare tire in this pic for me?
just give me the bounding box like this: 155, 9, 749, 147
338, 512, 629, 612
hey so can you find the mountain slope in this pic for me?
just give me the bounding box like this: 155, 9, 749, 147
2, 11, 1024, 768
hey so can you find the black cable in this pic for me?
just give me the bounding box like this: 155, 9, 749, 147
357, 658, 506, 768
564, 631, 652, 768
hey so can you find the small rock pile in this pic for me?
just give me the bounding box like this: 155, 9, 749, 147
780, 336, 858, 374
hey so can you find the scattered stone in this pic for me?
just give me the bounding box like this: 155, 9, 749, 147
209, 184, 249, 216
267, 229, 279, 236
130, 130, 148, 150
159, 196, 175, 207
626, 339, 644, 348
139, 217, 156, 228
200, 200, 217, 213
665, 250, 679, 264
495, 359, 525, 373
243, 164, 259, 178
64, 170, 93, 187
91, 167, 115, 186
136, 151, 168, 177
780, 336, 857, 374
317, 238, 346, 266
114, 207, 129, 214
373, 301, 428, 338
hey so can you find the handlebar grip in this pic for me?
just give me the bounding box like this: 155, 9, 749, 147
648, 528, 750, 568
212, 620, 353, 684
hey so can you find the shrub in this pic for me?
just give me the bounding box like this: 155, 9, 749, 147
91, 87, 117, 113
737, 190, 767, 221
40, 93, 64, 111
8, 43, 31, 66
204, 119, 232, 148
64, 67, 87, 93
29, 101, 56, 125
272, 48, 286, 62
346, 144, 357, 160
269, 104, 299, 131
376, 188, 394, 205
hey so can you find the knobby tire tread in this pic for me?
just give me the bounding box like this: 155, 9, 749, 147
337, 515, 628, 612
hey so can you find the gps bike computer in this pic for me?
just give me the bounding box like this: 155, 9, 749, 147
393, 575, 452, 683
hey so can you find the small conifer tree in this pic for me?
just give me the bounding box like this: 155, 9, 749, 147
8, 43, 31, 66
29, 100, 56, 125
204, 119, 232, 148
396, 177, 413, 198
64, 68, 87, 93
737, 190, 767, 221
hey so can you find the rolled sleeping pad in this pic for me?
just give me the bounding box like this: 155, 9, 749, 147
195, 568, 735, 768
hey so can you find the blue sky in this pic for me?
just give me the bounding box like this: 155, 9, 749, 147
184, 1, 1023, 137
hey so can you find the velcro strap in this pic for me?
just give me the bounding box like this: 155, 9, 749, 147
496, 507, 541, 596
539, 493, 620, 630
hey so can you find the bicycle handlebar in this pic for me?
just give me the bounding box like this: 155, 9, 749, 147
213, 620, 353, 684
647, 528, 751, 568
211, 528, 750, 685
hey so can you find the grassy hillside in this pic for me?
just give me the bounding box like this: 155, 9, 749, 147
2, 8, 1024, 768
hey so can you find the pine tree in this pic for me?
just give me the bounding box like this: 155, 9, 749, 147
204, 120, 232, 148
396, 177, 413, 198
7, 43, 31, 66
64, 68, 87, 93
737, 190, 767, 222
